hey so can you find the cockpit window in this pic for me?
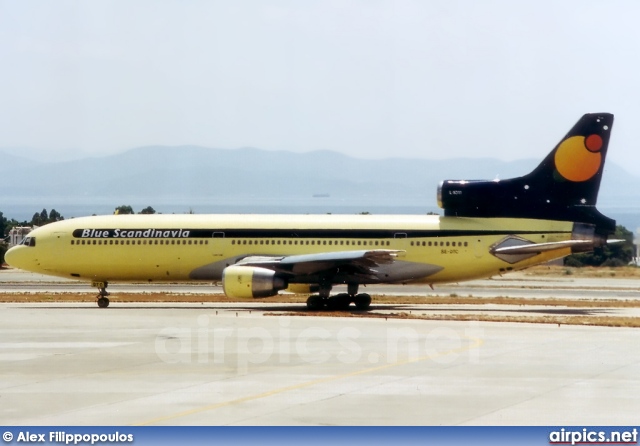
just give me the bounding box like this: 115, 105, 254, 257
21, 237, 36, 247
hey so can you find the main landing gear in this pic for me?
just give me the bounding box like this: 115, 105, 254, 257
305, 283, 372, 311
92, 281, 110, 308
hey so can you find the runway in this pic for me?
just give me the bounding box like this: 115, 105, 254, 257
3, 267, 640, 301
1, 301, 640, 425
2, 267, 640, 425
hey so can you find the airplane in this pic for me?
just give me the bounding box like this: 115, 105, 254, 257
5, 113, 617, 310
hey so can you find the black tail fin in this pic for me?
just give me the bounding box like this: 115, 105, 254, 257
438, 113, 615, 235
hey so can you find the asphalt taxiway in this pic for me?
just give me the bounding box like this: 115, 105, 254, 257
2, 268, 640, 425
1, 301, 640, 425
2, 268, 640, 301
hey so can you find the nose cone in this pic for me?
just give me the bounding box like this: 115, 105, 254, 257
4, 246, 31, 271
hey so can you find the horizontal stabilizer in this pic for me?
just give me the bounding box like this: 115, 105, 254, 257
492, 239, 592, 255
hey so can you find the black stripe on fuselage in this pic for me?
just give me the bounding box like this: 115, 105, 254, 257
72, 228, 571, 239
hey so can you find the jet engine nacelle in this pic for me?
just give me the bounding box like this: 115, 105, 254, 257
222, 265, 287, 299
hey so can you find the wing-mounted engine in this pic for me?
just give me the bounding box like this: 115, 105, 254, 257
222, 265, 288, 298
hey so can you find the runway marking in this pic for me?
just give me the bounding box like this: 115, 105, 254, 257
135, 334, 484, 426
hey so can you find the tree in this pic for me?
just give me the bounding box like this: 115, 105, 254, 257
115, 205, 134, 215
0, 211, 6, 265
31, 212, 42, 226
139, 206, 156, 214
564, 225, 635, 267
0, 211, 6, 238
28, 209, 64, 226
49, 209, 63, 222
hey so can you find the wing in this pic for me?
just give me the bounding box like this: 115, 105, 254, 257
235, 249, 403, 281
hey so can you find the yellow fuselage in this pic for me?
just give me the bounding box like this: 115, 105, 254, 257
6, 213, 573, 285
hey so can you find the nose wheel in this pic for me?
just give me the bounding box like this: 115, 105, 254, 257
92, 281, 110, 308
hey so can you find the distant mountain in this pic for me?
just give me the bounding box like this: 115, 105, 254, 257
0, 145, 547, 198
1, 146, 639, 229
0, 151, 43, 173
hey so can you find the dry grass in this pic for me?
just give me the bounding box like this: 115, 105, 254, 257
524, 265, 640, 278
3, 291, 640, 328
2, 292, 640, 308
267, 311, 640, 328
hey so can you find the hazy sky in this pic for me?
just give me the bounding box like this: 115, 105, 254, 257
1, 1, 639, 173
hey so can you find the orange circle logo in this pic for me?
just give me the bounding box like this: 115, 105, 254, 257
554, 135, 602, 182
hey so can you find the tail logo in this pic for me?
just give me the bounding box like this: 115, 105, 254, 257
554, 134, 603, 182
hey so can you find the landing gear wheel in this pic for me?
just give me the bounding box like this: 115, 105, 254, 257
93, 281, 110, 308
306, 295, 324, 311
354, 293, 372, 310
327, 293, 351, 311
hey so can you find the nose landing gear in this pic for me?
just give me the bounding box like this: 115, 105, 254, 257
92, 281, 110, 308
